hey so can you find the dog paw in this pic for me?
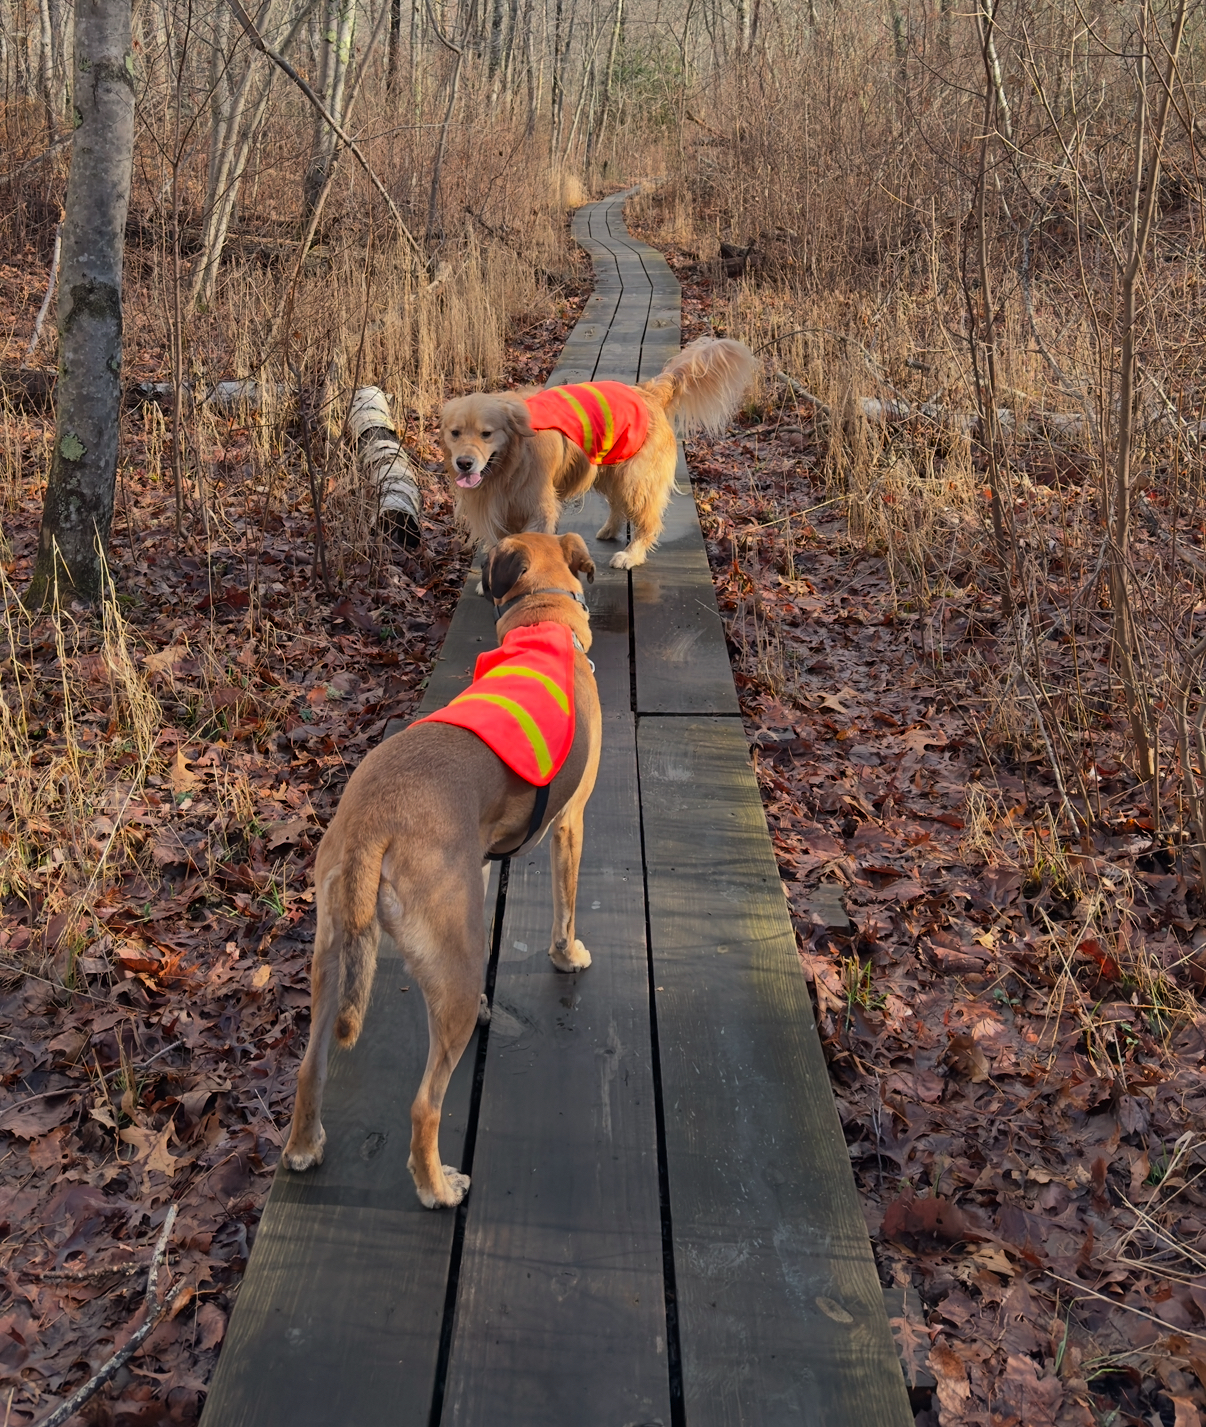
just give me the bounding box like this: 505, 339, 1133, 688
550, 937, 592, 972
282, 1127, 326, 1173
595, 523, 622, 542
609, 548, 647, 569
411, 1162, 471, 1208
477, 992, 492, 1025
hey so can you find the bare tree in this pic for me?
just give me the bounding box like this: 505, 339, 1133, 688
27, 0, 135, 608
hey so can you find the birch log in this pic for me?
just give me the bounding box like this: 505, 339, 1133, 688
348, 387, 422, 548
27, 0, 135, 607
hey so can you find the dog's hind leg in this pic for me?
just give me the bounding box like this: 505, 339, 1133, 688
384, 888, 482, 1209
548, 796, 592, 972
282, 874, 344, 1172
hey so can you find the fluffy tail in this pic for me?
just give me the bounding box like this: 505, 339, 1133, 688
648, 336, 758, 437
333, 834, 387, 1047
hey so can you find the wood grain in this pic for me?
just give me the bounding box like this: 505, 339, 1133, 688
639, 716, 912, 1427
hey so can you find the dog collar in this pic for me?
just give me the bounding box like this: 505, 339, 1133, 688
491, 587, 592, 662
492, 586, 589, 623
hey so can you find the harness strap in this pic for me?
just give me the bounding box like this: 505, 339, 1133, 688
485, 781, 551, 862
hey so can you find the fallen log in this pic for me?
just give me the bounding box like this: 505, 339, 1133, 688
347, 386, 422, 549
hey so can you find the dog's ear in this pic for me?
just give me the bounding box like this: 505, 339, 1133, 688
506, 399, 536, 440
482, 541, 530, 602
559, 532, 596, 585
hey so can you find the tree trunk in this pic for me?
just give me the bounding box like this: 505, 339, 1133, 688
303, 0, 356, 220
27, 0, 134, 608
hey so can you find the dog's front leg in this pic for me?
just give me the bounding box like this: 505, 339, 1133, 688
282, 914, 343, 1172
548, 802, 592, 972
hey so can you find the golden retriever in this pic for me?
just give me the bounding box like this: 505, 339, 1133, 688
439, 337, 756, 569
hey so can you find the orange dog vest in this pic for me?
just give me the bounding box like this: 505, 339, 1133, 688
413, 622, 576, 786
525, 381, 650, 465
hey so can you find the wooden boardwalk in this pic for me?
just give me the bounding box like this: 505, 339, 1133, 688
201, 194, 912, 1427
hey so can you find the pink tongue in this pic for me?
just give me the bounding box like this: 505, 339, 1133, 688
456, 472, 483, 488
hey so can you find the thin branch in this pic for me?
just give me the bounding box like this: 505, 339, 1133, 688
20, 224, 62, 371
225, 0, 423, 260
34, 1207, 183, 1427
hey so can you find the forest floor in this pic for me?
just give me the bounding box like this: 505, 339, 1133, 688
3, 216, 1206, 1427
0, 256, 586, 1425
663, 242, 1206, 1427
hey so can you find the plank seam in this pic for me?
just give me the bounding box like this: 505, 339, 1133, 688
634, 716, 686, 1427
427, 861, 509, 1427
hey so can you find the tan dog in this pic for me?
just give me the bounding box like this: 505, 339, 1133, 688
282, 533, 602, 1208
440, 336, 757, 569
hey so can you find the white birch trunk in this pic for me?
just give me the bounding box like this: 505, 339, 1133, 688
29, 0, 135, 606
348, 388, 422, 548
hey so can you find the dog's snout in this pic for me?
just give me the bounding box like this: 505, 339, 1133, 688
455, 455, 476, 473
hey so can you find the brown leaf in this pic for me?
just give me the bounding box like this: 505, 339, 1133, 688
28, 1126, 71, 1171
143, 643, 189, 677
196, 1302, 227, 1352
1173, 1396, 1203, 1427
882, 1187, 981, 1242
330, 596, 381, 634
264, 816, 312, 849
992, 1351, 1062, 1427
3, 1096, 78, 1141
170, 748, 200, 794
119, 1120, 180, 1179
928, 1340, 971, 1423
945, 1031, 990, 1083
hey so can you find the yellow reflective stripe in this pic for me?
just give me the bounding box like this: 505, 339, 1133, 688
447, 691, 553, 778
559, 388, 595, 458
582, 384, 615, 458
481, 664, 570, 714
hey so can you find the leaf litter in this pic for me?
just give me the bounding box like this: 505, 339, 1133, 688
0, 285, 585, 1423
663, 241, 1206, 1426
6, 228, 1206, 1427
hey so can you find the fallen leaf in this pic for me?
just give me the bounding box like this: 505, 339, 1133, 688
170, 748, 200, 794
250, 964, 271, 990
119, 1120, 180, 1179
929, 1340, 971, 1421
882, 1187, 981, 1242
196, 1302, 227, 1352
903, 726, 949, 753
2, 1097, 78, 1141
1173, 1396, 1203, 1427
143, 643, 189, 676
969, 1243, 1016, 1277
28, 1126, 71, 1171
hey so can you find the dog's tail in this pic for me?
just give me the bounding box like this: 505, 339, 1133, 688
334, 833, 388, 1048
646, 337, 758, 437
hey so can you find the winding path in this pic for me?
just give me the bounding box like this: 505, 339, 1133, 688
201, 193, 911, 1427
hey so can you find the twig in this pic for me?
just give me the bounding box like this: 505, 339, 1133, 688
0, 1041, 182, 1123
35, 1207, 183, 1427
38, 1259, 147, 1284
1046, 1269, 1206, 1346
225, 0, 423, 261
0, 133, 71, 182
20, 224, 61, 370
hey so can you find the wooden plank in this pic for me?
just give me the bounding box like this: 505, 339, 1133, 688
633, 457, 738, 716
441, 493, 669, 1426
443, 709, 668, 1427
639, 717, 912, 1427
200, 956, 479, 1426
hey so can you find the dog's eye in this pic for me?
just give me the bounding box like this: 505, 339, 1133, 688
480, 430, 493, 439
449, 429, 460, 438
